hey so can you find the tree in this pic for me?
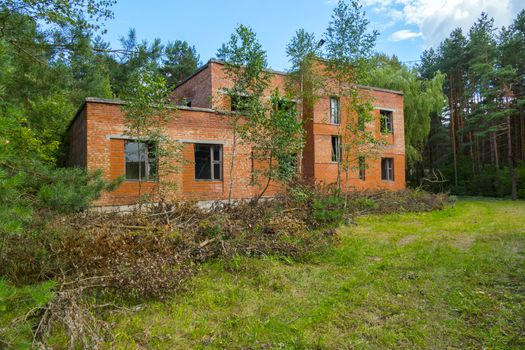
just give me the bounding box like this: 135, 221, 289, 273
242, 90, 305, 201
161, 40, 201, 88
217, 24, 271, 203
286, 29, 324, 174
120, 66, 182, 203
322, 0, 381, 195
417, 11, 525, 197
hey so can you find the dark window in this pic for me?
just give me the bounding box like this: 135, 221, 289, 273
331, 136, 341, 162
359, 156, 366, 180
273, 98, 296, 113
231, 95, 251, 112
330, 97, 340, 124
195, 144, 222, 180
185, 98, 192, 107
380, 110, 393, 133
381, 158, 394, 181
125, 141, 157, 181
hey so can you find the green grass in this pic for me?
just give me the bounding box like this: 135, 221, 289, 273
3, 199, 524, 349
100, 199, 525, 349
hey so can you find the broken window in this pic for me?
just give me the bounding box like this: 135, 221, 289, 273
330, 97, 340, 124
124, 141, 157, 181
195, 144, 222, 180
331, 136, 341, 162
381, 158, 394, 181
380, 110, 393, 133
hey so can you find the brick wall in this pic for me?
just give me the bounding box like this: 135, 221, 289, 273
306, 86, 406, 191
76, 101, 281, 206
66, 59, 406, 206
64, 106, 87, 168
170, 64, 212, 108
171, 61, 289, 111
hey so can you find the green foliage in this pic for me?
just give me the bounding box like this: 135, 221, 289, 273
312, 193, 346, 227
217, 24, 275, 200
243, 90, 305, 195
217, 24, 270, 106
323, 0, 378, 82
1, 0, 115, 31
352, 197, 378, 211
0, 279, 56, 348
121, 66, 182, 200
418, 11, 525, 197
369, 55, 446, 164
161, 40, 201, 88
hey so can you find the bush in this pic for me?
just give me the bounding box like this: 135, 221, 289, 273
311, 193, 346, 227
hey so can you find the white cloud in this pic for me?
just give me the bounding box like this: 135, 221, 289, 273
390, 29, 422, 41
365, 0, 525, 47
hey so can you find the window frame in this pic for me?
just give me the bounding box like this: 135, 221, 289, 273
124, 140, 157, 182
381, 157, 394, 181
330, 96, 340, 125
380, 110, 393, 134
194, 143, 223, 181
331, 135, 342, 163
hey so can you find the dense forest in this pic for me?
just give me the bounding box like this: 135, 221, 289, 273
416, 12, 525, 198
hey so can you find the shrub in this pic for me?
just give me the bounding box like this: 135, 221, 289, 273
311, 194, 346, 227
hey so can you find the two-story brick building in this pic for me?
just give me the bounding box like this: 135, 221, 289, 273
65, 59, 405, 206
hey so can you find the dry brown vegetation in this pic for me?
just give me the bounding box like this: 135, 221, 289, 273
0, 188, 451, 348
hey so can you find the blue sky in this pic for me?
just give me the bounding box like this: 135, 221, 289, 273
101, 0, 525, 71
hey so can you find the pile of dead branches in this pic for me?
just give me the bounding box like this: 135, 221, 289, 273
1, 188, 451, 348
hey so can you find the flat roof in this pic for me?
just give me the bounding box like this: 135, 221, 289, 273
174, 58, 404, 96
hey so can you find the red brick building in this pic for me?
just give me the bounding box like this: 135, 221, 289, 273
65, 59, 405, 206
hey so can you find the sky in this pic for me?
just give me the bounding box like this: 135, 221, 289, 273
101, 0, 525, 71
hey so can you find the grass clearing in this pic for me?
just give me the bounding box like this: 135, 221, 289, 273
98, 199, 525, 349
3, 199, 524, 349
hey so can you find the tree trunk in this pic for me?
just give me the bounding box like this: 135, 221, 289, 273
228, 118, 238, 205
491, 131, 499, 168
506, 95, 517, 200
449, 81, 458, 187
255, 152, 273, 203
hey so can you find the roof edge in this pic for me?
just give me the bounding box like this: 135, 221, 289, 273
175, 58, 403, 96
356, 85, 404, 95
65, 97, 225, 135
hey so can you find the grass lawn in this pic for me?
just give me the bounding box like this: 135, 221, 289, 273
97, 199, 525, 349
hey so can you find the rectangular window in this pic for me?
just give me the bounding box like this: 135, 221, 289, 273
273, 98, 296, 113
359, 156, 366, 180
330, 97, 340, 124
125, 141, 157, 181
381, 158, 394, 181
194, 144, 223, 181
231, 94, 251, 112
380, 110, 393, 133
331, 136, 341, 162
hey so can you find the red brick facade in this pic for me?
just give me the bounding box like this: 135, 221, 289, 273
66, 60, 405, 206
